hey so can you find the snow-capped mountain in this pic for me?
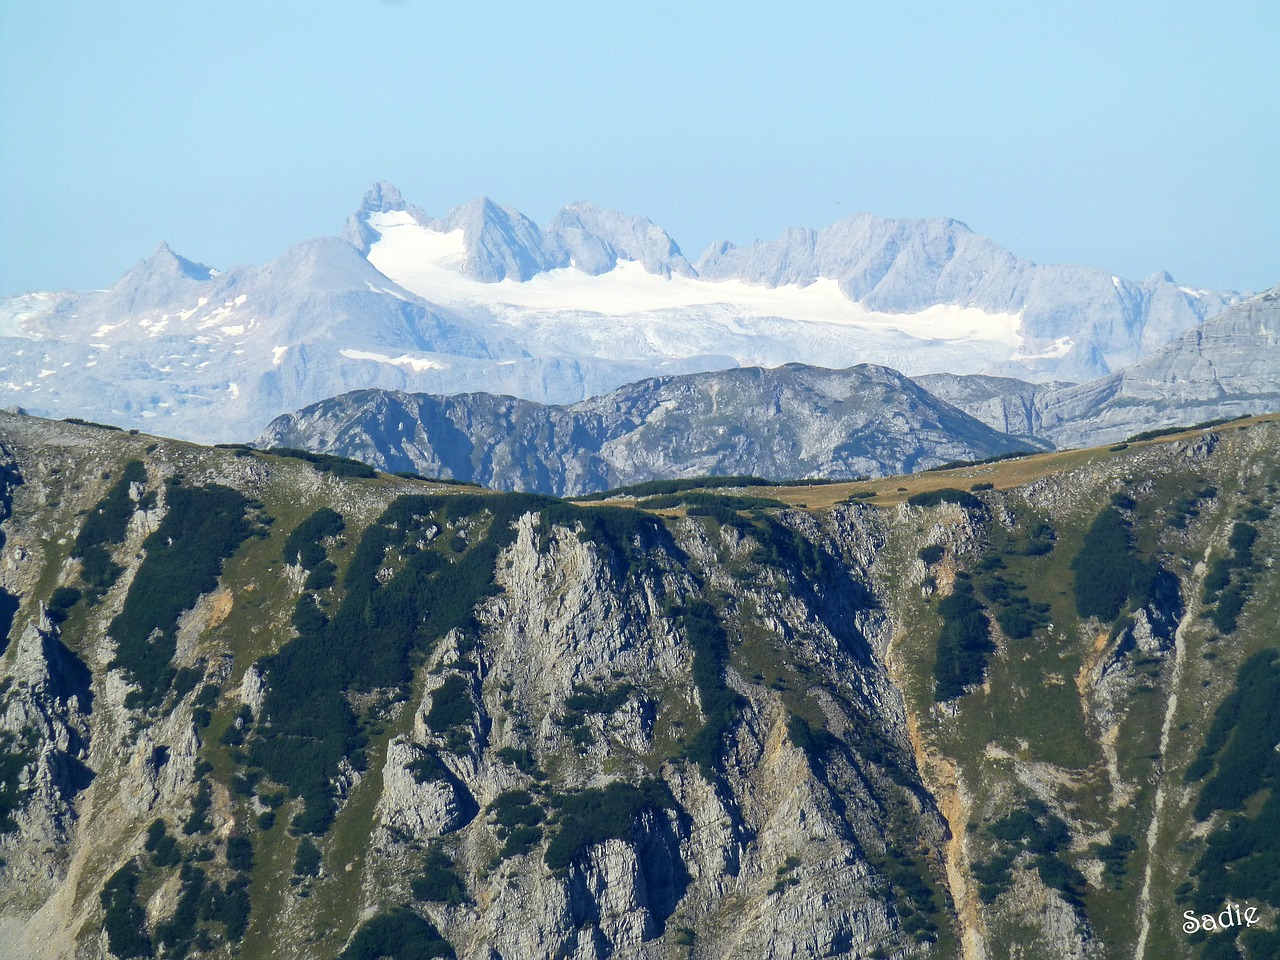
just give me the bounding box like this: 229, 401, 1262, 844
0, 182, 1243, 441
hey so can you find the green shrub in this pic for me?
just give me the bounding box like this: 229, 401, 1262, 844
337, 907, 454, 959
678, 601, 743, 776
74, 460, 146, 598
924, 450, 1032, 472
406, 751, 448, 783
576, 476, 769, 501
155, 863, 205, 957
1020, 521, 1056, 556
208, 874, 251, 941
411, 845, 467, 904
787, 714, 839, 767
145, 819, 181, 867
932, 577, 993, 701
488, 790, 545, 857
917, 545, 945, 566
983, 802, 1083, 907
544, 780, 673, 871
1096, 833, 1134, 886
100, 861, 152, 958
637, 492, 787, 512
1201, 519, 1264, 634
907, 488, 983, 510
1071, 507, 1138, 621
183, 781, 213, 835
293, 837, 322, 877
46, 585, 82, 624
425, 675, 474, 733
109, 482, 252, 707
493, 747, 540, 775
226, 835, 254, 872
265, 447, 377, 479
1125, 415, 1247, 443
283, 507, 345, 571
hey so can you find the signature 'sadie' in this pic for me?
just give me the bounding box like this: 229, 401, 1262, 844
1183, 902, 1261, 934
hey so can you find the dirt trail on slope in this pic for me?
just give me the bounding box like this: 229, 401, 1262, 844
887, 631, 988, 960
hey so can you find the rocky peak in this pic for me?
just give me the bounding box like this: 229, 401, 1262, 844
546, 201, 696, 278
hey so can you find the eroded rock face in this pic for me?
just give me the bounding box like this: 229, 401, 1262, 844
3, 412, 1279, 960
0, 619, 93, 906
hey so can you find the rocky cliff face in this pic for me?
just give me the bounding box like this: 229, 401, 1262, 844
1, 411, 1278, 959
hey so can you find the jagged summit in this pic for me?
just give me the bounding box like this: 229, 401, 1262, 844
136, 242, 215, 283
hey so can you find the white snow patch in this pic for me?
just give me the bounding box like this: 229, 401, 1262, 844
272, 345, 289, 366
0, 292, 58, 338
1018, 336, 1075, 360
228, 383, 240, 398
220, 325, 246, 336
38, 369, 56, 377
340, 349, 447, 373
366, 214, 1024, 347
365, 281, 412, 302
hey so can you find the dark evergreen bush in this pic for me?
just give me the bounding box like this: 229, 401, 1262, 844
1182, 652, 1280, 915
226, 835, 254, 872
411, 845, 467, 904
678, 601, 743, 775
917, 545, 945, 566
293, 837, 322, 877
100, 861, 153, 959
155, 863, 205, 958
337, 907, 454, 959
283, 507, 345, 569
1071, 507, 1139, 621
265, 448, 377, 479
425, 675, 474, 733
907, 488, 983, 510
932, 577, 994, 701
109, 483, 252, 707
576, 476, 769, 501
544, 780, 672, 871
145, 819, 181, 867
74, 460, 146, 598
0, 588, 16, 656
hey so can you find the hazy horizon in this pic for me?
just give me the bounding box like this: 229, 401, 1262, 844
2, 1, 1275, 295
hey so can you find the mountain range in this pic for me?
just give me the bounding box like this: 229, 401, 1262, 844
254, 287, 1279, 493
0, 183, 1245, 443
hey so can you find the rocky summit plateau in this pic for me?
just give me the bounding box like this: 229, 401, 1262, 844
2, 409, 1280, 959
0, 182, 1245, 443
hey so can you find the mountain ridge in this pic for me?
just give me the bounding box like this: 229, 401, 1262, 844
0, 182, 1250, 442
255, 362, 1040, 496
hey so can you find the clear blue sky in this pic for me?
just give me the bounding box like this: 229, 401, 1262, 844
1, 1, 1275, 295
